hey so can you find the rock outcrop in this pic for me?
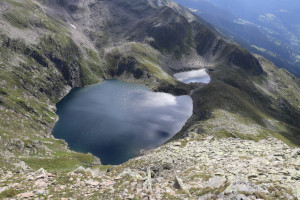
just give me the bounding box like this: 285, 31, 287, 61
0, 135, 299, 199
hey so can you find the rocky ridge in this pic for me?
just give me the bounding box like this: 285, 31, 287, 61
0, 135, 299, 199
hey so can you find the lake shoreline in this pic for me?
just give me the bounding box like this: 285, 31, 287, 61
52, 80, 193, 165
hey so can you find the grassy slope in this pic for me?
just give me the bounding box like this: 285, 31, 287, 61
1, 0, 300, 176
104, 43, 176, 86
174, 56, 300, 146
0, 0, 191, 171
0, 0, 102, 171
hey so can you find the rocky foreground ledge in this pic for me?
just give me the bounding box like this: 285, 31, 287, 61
0, 135, 299, 200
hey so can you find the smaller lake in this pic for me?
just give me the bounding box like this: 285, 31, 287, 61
173, 69, 211, 84
52, 80, 193, 165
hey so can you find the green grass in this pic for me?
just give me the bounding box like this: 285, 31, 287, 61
213, 130, 269, 142
80, 62, 101, 85
80, 48, 105, 85
22, 152, 94, 171
0, 188, 18, 199
85, 48, 101, 63
39, 34, 105, 86
104, 43, 176, 85
2, 0, 63, 31
190, 182, 230, 197
190, 172, 212, 181
0, 31, 103, 171
92, 164, 113, 172
173, 58, 300, 146
2, 12, 30, 29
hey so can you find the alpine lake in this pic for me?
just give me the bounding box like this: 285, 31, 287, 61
52, 69, 210, 165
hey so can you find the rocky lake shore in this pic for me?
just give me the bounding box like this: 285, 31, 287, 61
1, 134, 299, 199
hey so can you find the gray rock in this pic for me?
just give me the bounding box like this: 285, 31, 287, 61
0, 186, 8, 193
206, 176, 227, 189
291, 149, 300, 158
17, 192, 34, 199
206, 136, 214, 141
74, 166, 85, 173
120, 168, 143, 180
174, 176, 190, 197
36, 190, 46, 195
147, 168, 152, 192
35, 179, 47, 188
225, 179, 266, 196
93, 155, 102, 165
85, 168, 95, 177
14, 161, 30, 171
85, 179, 100, 187
162, 162, 172, 170
34, 168, 48, 179
174, 176, 186, 190
198, 193, 214, 200
8, 139, 24, 151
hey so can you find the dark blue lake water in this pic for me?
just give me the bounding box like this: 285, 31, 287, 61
52, 80, 192, 165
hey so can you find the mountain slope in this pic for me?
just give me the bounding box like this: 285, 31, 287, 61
0, 0, 300, 199
174, 0, 300, 77
0, 0, 299, 170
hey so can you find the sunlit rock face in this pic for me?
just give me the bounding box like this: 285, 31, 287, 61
52, 80, 193, 165
173, 69, 211, 84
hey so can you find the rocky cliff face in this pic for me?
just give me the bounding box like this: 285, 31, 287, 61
0, 0, 300, 199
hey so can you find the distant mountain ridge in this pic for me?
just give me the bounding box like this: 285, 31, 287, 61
175, 0, 300, 77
